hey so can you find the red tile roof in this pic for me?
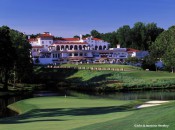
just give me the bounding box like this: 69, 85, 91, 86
127, 48, 140, 52
29, 38, 37, 42
92, 38, 102, 41
56, 38, 80, 41
38, 33, 53, 38
32, 46, 44, 48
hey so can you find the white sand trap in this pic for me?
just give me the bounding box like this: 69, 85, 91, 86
145, 101, 169, 104
137, 100, 170, 109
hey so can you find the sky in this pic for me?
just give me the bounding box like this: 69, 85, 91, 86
0, 0, 175, 37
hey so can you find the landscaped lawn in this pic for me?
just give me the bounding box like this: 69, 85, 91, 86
0, 96, 174, 130
60, 63, 141, 70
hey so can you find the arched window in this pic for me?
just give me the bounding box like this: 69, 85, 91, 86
66, 45, 69, 50
99, 46, 102, 50
103, 45, 106, 50
74, 45, 78, 50
95, 46, 98, 50
61, 45, 64, 50
83, 45, 86, 50
57, 45, 60, 51
79, 45, 82, 50
70, 45, 73, 50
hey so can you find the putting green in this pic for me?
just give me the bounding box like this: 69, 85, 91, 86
0, 96, 138, 130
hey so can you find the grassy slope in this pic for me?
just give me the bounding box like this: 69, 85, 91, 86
0, 97, 139, 130
60, 64, 141, 70
34, 65, 175, 90
0, 97, 175, 130
67, 70, 175, 81
75, 101, 175, 130
66, 69, 175, 88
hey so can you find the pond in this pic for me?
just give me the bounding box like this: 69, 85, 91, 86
0, 93, 33, 118
0, 89, 175, 118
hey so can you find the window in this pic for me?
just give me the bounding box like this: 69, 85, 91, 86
70, 45, 73, 50
57, 46, 60, 50
69, 53, 72, 56
99, 46, 102, 50
74, 45, 78, 50
80, 53, 83, 56
79, 45, 82, 50
49, 41, 52, 44
53, 54, 58, 58
42, 41, 44, 44
74, 53, 78, 56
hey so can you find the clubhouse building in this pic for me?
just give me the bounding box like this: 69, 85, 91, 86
29, 32, 147, 64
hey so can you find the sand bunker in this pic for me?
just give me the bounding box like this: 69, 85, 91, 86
137, 100, 170, 108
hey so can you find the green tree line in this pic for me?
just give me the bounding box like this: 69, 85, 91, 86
74, 22, 164, 50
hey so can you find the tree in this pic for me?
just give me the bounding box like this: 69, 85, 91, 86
149, 26, 175, 72
0, 26, 15, 90
131, 22, 147, 50
114, 22, 163, 50
125, 57, 139, 65
116, 25, 132, 48
90, 30, 101, 38
83, 34, 91, 38
0, 26, 32, 90
102, 32, 118, 47
145, 23, 164, 50
73, 35, 80, 38
10, 29, 33, 83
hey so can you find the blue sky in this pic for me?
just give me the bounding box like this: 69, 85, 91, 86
0, 0, 175, 37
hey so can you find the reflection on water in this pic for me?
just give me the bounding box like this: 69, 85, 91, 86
99, 90, 175, 100
68, 89, 175, 100
0, 89, 175, 118
0, 96, 21, 118
0, 94, 33, 118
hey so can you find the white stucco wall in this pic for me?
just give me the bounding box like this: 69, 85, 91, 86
33, 58, 53, 64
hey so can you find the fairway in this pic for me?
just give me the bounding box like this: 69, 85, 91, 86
0, 96, 138, 130
0, 96, 174, 130
75, 101, 175, 130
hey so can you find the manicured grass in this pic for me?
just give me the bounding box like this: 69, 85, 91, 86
0, 97, 174, 130
60, 63, 141, 70
65, 70, 175, 89
122, 71, 175, 79
75, 101, 175, 130
67, 70, 175, 81
0, 97, 139, 130
33, 66, 175, 90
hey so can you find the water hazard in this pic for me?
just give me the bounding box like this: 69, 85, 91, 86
1, 89, 175, 118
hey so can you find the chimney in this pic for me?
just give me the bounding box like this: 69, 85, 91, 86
80, 34, 82, 40
117, 44, 120, 48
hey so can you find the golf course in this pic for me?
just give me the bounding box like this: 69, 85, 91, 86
0, 96, 174, 130
1, 64, 175, 130
34, 64, 175, 91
